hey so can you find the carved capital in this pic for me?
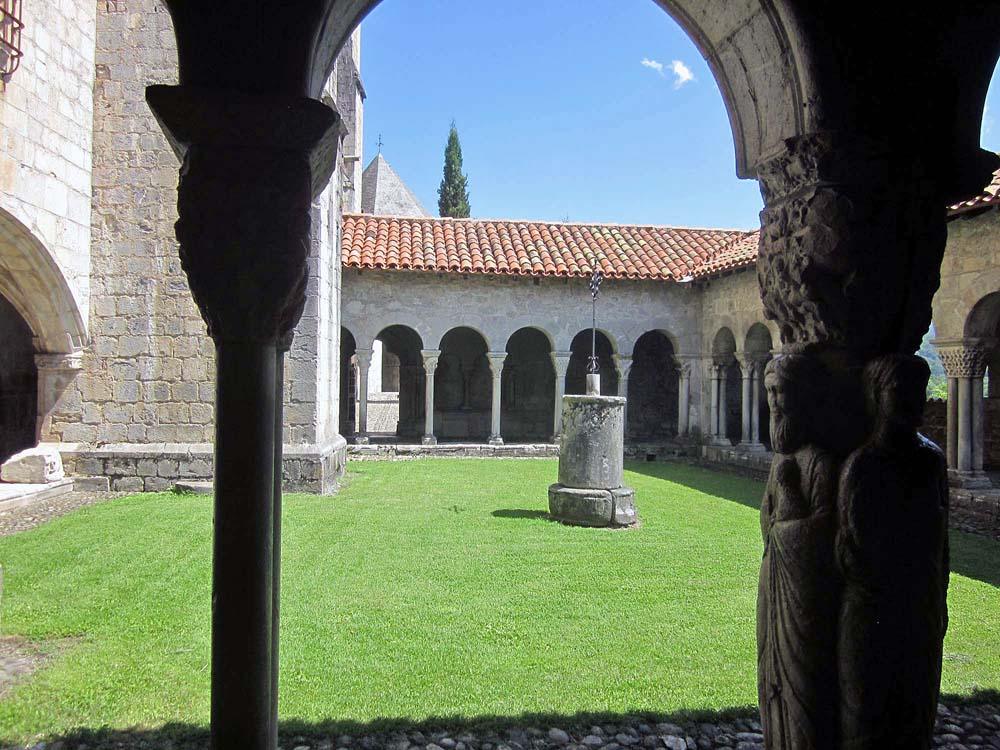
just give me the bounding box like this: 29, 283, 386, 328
756, 133, 945, 358
355, 348, 373, 372
551, 351, 573, 378
146, 85, 341, 345
935, 339, 991, 378
614, 354, 633, 378
421, 349, 441, 375
34, 351, 84, 374
487, 352, 508, 377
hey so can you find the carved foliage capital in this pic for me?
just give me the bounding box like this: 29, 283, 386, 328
937, 343, 990, 378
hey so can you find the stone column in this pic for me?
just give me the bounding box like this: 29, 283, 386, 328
738, 353, 753, 447
677, 360, 691, 437
354, 348, 372, 444
421, 349, 440, 445
550, 351, 573, 441
709, 363, 720, 441
614, 354, 633, 436
487, 351, 507, 445
718, 365, 729, 444
34, 351, 83, 441
937, 340, 990, 485
754, 133, 960, 750
146, 85, 340, 750
750, 357, 768, 449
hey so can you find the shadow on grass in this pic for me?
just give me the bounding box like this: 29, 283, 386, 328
491, 509, 552, 521
624, 460, 1000, 588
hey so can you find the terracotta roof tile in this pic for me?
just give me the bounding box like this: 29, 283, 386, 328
948, 167, 1000, 216
342, 214, 756, 282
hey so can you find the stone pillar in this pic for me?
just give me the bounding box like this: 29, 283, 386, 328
677, 360, 692, 437
354, 348, 372, 444
614, 354, 633, 436
750, 359, 764, 447
709, 363, 720, 441
34, 351, 83, 441
937, 339, 990, 486
487, 351, 507, 445
718, 364, 729, 444
738, 353, 753, 447
146, 85, 340, 750
550, 351, 573, 441
754, 133, 957, 750
421, 349, 440, 445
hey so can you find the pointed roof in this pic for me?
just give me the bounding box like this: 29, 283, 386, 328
360, 154, 430, 217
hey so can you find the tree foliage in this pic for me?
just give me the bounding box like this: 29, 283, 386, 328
438, 121, 471, 218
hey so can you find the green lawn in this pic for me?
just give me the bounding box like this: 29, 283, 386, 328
0, 459, 998, 744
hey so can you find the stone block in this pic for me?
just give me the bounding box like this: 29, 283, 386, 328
558, 395, 626, 490
548, 484, 636, 528
1, 445, 66, 484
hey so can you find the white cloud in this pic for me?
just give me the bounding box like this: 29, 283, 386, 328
641, 58, 665, 77
669, 59, 695, 89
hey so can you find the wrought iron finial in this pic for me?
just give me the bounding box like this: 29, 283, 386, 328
587, 269, 603, 375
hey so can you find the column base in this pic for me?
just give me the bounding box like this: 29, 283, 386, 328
489, 436, 504, 446
421, 435, 438, 446
550, 434, 562, 445
948, 469, 993, 490
740, 441, 769, 453
355, 435, 370, 445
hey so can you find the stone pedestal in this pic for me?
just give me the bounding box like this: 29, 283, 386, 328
548, 395, 636, 527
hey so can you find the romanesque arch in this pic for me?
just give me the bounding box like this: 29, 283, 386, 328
339, 326, 357, 437
710, 327, 739, 445
0, 293, 37, 463
502, 327, 555, 443
0, 208, 87, 355
567, 329, 618, 397
744, 323, 774, 450
628, 330, 679, 442
375, 324, 425, 438
435, 327, 490, 441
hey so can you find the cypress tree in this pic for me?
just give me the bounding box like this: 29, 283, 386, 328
438, 121, 471, 218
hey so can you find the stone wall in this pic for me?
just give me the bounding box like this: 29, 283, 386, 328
0, 0, 95, 330
933, 208, 1000, 339
42, 3, 356, 493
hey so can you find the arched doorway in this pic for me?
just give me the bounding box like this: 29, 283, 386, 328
567, 330, 618, 397
627, 331, 679, 441
375, 325, 425, 439
711, 327, 739, 445
0, 293, 37, 464
339, 327, 357, 437
744, 323, 774, 450
965, 293, 1000, 470
502, 328, 555, 443
436, 327, 490, 441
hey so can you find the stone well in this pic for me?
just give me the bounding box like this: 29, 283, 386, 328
548, 394, 637, 527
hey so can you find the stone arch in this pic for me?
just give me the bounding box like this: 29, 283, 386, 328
745, 322, 775, 450
435, 326, 490, 441
436, 324, 493, 353
567, 329, 619, 397
315, 0, 817, 178
339, 326, 358, 436
0, 293, 38, 463
712, 327, 741, 444
964, 292, 1000, 341
0, 208, 87, 354
374, 324, 425, 438
502, 327, 555, 443
628, 330, 680, 441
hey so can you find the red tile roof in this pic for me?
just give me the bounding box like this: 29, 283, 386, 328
342, 214, 758, 282
948, 167, 1000, 216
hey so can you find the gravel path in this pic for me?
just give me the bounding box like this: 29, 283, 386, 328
3, 702, 997, 749
0, 490, 121, 538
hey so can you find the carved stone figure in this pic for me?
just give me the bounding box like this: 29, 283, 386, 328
757, 355, 840, 750
837, 354, 949, 750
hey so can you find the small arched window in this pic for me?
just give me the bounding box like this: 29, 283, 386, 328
0, 0, 23, 84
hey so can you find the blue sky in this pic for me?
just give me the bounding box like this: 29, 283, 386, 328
359, 0, 1000, 229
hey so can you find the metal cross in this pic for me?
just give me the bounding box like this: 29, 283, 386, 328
587, 269, 603, 375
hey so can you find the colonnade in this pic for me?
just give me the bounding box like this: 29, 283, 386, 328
937, 338, 995, 487
705, 352, 769, 447
350, 347, 724, 445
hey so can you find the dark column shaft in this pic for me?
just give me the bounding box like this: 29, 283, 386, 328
270, 345, 286, 748
212, 341, 276, 750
